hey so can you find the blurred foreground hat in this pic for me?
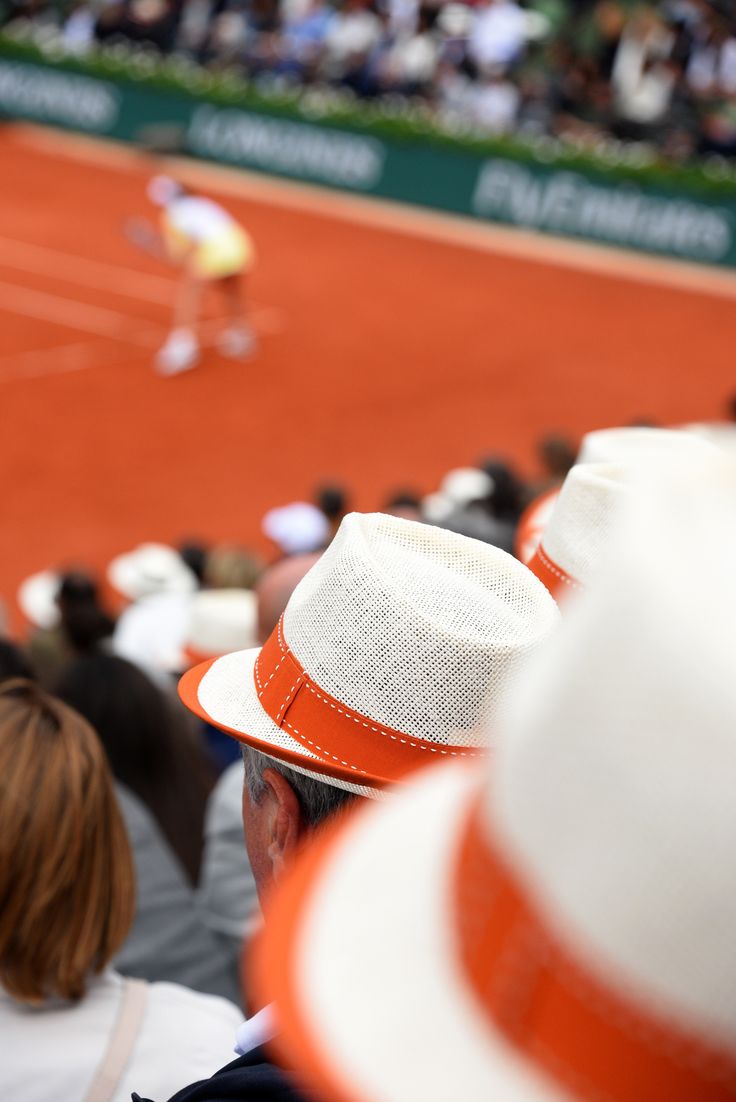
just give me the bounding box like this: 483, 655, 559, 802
180, 512, 558, 795
518, 426, 717, 568
423, 467, 493, 523
108, 543, 197, 602
527, 463, 631, 599
578, 425, 715, 465
256, 454, 736, 1102
262, 503, 330, 556
182, 588, 257, 667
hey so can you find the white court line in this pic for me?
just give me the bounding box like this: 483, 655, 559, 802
0, 308, 279, 384
0, 236, 174, 304
10, 122, 736, 303
0, 234, 286, 327
0, 281, 160, 345
0, 339, 106, 382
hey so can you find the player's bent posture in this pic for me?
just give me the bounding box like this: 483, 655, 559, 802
131, 176, 256, 376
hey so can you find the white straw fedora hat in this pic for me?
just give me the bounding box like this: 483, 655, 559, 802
527, 462, 631, 598
181, 588, 257, 668
255, 454, 736, 1102
179, 512, 559, 795
108, 542, 197, 602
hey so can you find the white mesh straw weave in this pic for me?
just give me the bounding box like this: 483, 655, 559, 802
194, 512, 559, 793
283, 513, 559, 746
542, 463, 631, 586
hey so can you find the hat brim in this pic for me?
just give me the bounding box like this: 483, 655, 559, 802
179, 650, 381, 797
255, 762, 565, 1102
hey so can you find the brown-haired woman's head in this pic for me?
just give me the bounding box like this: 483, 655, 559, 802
0, 679, 135, 1004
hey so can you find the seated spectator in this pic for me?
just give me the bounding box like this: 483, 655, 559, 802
205, 544, 265, 591
197, 760, 261, 981
0, 680, 241, 1102
56, 654, 242, 1005
0, 638, 35, 682
315, 482, 349, 540
18, 568, 115, 688
133, 512, 558, 1100
56, 652, 214, 883
109, 543, 198, 681
254, 451, 736, 1102
255, 551, 322, 642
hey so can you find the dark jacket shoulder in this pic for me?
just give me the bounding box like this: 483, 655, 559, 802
132, 1045, 309, 1102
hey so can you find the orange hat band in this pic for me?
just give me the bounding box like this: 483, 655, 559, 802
254, 618, 485, 786
527, 543, 581, 599
454, 798, 736, 1102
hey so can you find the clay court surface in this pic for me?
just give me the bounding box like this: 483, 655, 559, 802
2, 122, 735, 623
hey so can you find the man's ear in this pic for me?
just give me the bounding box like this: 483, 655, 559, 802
261, 767, 305, 880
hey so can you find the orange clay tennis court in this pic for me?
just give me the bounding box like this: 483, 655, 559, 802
2, 121, 735, 624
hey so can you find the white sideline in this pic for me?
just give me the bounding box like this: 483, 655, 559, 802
9, 122, 736, 303
0, 280, 159, 345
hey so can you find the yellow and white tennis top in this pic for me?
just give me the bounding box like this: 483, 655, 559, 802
161, 196, 254, 279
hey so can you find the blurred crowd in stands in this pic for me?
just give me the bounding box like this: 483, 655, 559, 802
3, 0, 736, 161
1, 403, 735, 1101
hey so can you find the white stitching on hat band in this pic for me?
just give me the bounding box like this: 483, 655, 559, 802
253, 617, 485, 780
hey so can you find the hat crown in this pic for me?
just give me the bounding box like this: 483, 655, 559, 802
282, 512, 559, 747
490, 456, 736, 1049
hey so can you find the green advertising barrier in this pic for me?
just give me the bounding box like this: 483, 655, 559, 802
1, 45, 735, 268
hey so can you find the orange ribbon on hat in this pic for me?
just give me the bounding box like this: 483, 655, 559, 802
253, 618, 484, 786
454, 798, 736, 1102
527, 543, 581, 600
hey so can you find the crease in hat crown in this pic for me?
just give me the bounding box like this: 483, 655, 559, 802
180, 511, 559, 792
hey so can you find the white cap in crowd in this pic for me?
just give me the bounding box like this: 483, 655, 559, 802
262, 503, 330, 556
180, 588, 258, 668
180, 512, 559, 796
17, 570, 62, 630
108, 543, 197, 602
254, 452, 736, 1102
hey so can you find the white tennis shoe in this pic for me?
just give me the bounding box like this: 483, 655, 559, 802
156, 329, 199, 376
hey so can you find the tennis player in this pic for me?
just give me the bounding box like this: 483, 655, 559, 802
129, 175, 256, 375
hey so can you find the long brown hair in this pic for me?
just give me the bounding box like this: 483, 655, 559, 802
0, 679, 135, 1003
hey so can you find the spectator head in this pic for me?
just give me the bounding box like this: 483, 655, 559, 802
56, 571, 115, 653
384, 489, 422, 522
180, 512, 558, 899
315, 484, 349, 526
177, 539, 209, 586
56, 652, 212, 883
255, 552, 322, 644
0, 680, 134, 1003
478, 457, 526, 520
0, 639, 34, 684
17, 568, 114, 652
537, 432, 577, 481
205, 544, 264, 591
